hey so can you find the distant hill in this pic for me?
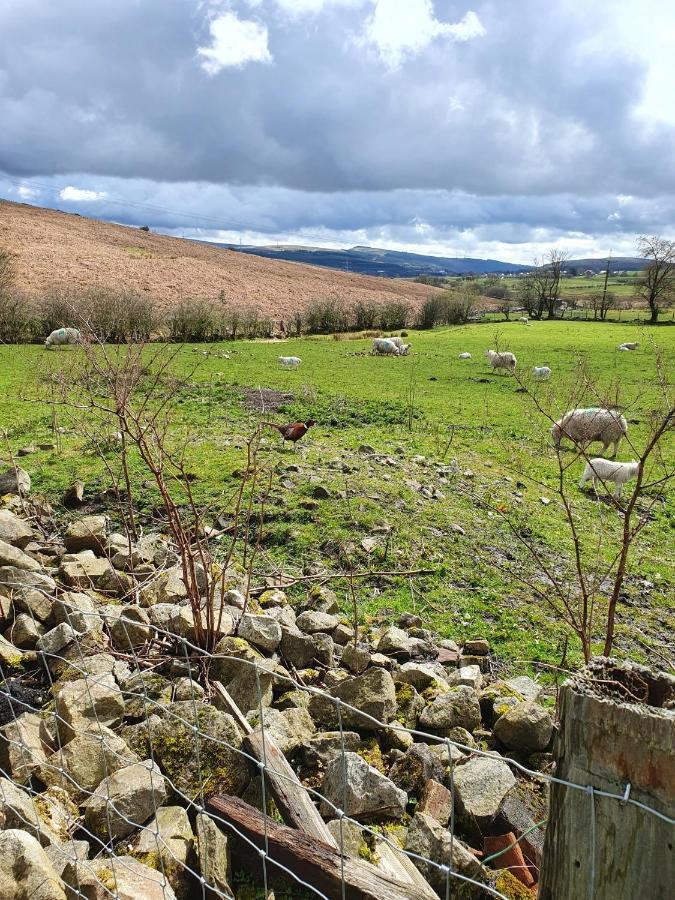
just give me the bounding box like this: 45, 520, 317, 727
0, 200, 439, 316
566, 257, 644, 273
219, 243, 532, 277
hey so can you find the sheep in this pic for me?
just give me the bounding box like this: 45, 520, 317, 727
458, 352, 472, 359
519, 317, 530, 325
372, 338, 401, 356
278, 356, 301, 369
618, 342, 639, 351
551, 408, 628, 458
579, 458, 639, 498
44, 327, 81, 349
389, 336, 411, 355
485, 349, 517, 373
533, 366, 551, 380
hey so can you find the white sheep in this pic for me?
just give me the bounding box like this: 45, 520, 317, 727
618, 342, 639, 351
579, 458, 639, 498
533, 366, 551, 380
45, 327, 81, 349
485, 349, 517, 373
372, 338, 401, 356
278, 356, 301, 369
519, 317, 530, 325
389, 336, 411, 355
458, 352, 472, 359
551, 408, 628, 458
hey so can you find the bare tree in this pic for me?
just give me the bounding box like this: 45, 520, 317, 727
0, 248, 15, 296
586, 291, 617, 321
636, 235, 675, 324
524, 249, 570, 319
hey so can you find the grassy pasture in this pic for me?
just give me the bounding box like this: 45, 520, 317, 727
0, 320, 672, 674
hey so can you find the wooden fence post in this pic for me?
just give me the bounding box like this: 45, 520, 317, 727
539, 658, 675, 900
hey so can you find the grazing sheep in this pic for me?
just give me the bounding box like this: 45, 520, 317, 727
44, 327, 81, 349
579, 458, 639, 498
485, 349, 517, 373
458, 352, 472, 359
551, 408, 628, 458
372, 338, 401, 356
533, 366, 551, 380
387, 336, 411, 355
519, 317, 530, 325
278, 356, 301, 369
618, 342, 639, 351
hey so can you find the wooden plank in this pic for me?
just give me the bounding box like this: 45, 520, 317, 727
211, 681, 254, 735
243, 729, 339, 850
206, 794, 433, 900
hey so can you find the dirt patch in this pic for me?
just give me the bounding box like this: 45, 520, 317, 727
241, 387, 295, 414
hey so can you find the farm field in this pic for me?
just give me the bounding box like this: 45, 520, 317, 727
1, 320, 673, 676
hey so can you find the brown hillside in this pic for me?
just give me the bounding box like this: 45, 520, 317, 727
0, 200, 437, 316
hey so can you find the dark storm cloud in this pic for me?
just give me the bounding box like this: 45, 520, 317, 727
1, 0, 674, 256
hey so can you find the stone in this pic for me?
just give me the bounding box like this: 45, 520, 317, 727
435, 646, 460, 666
397, 661, 449, 691
0, 712, 48, 783
137, 533, 175, 568
84, 758, 167, 841
139, 569, 187, 606
341, 642, 370, 674
0, 466, 31, 495
0, 829, 66, 900
195, 813, 234, 899
0, 509, 34, 547
418, 778, 454, 826
253, 706, 316, 756
55, 673, 126, 743
453, 756, 516, 828
405, 812, 489, 897
320, 752, 407, 820
237, 613, 282, 652
313, 632, 335, 667
303, 731, 362, 766
279, 627, 316, 668
63, 855, 177, 900
326, 818, 368, 858
332, 623, 354, 645
44, 840, 89, 881
449, 665, 483, 690
419, 686, 482, 735
394, 681, 425, 730
0, 633, 24, 668
296, 609, 339, 634
504, 676, 544, 703
35, 623, 83, 672
312, 485, 331, 499
0, 568, 56, 616
3, 612, 44, 648
63, 481, 85, 508
172, 676, 205, 702
464, 639, 490, 656
59, 552, 113, 589
121, 672, 173, 721
0, 778, 62, 846
389, 742, 444, 795
146, 603, 194, 641
309, 667, 397, 732
300, 584, 339, 615
150, 702, 249, 800
36, 724, 138, 799
63, 515, 107, 554
377, 626, 413, 658
493, 701, 554, 753
130, 805, 194, 898
110, 606, 152, 651
52, 591, 100, 634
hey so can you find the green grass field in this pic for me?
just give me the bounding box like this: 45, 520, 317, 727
1, 320, 673, 675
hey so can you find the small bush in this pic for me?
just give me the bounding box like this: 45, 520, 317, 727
83, 287, 156, 342
305, 299, 349, 334
169, 299, 221, 342
353, 300, 379, 331
378, 300, 409, 330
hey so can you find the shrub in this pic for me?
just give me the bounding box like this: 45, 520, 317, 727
378, 300, 409, 330
169, 299, 221, 342
305, 299, 349, 334
35, 289, 83, 338
83, 287, 156, 342
353, 300, 378, 331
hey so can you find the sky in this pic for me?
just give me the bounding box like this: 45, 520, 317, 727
1, 0, 675, 263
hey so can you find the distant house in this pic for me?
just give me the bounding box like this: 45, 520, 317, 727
584, 269, 595, 276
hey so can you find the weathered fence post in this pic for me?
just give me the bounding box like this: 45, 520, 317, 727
539, 657, 675, 900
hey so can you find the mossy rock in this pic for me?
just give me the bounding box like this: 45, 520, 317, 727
494, 870, 535, 899
150, 701, 250, 800
357, 737, 386, 774
121, 672, 173, 721
395, 682, 424, 728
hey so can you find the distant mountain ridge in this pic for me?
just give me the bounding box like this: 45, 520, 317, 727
218, 243, 645, 277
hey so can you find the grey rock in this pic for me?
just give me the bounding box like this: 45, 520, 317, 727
389, 742, 445, 794
172, 676, 205, 702
0, 466, 31, 495
449, 665, 483, 690
64, 515, 107, 554
63, 480, 85, 507
303, 731, 362, 766
320, 751, 407, 820
280, 627, 316, 668
405, 812, 489, 897
419, 686, 481, 735
0, 509, 34, 547
0, 778, 62, 846
309, 667, 397, 732
55, 673, 126, 742
84, 758, 167, 841
253, 707, 316, 756
238, 613, 282, 652
313, 632, 335, 667
59, 552, 113, 589
341, 642, 370, 674
326, 818, 368, 858
3, 612, 44, 649
463, 639, 489, 656
195, 813, 234, 899
453, 756, 516, 827
493, 701, 554, 753
131, 805, 194, 898
0, 829, 66, 900
504, 676, 544, 702
139, 568, 188, 606
52, 591, 100, 633
0, 712, 48, 783
397, 661, 449, 691
0, 633, 24, 668
299, 585, 339, 615
296, 609, 339, 634
63, 854, 177, 900
110, 606, 152, 651
377, 626, 413, 657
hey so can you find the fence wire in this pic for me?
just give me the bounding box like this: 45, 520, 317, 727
0, 598, 673, 900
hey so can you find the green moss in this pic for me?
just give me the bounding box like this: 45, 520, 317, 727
494, 870, 535, 899
357, 737, 385, 773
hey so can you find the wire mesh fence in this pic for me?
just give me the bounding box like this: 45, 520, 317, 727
1, 599, 674, 900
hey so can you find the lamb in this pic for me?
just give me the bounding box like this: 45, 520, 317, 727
388, 336, 411, 355
551, 408, 628, 458
533, 366, 551, 380
372, 338, 401, 356
485, 349, 517, 373
44, 327, 81, 349
618, 342, 639, 351
278, 356, 301, 368
579, 458, 639, 498
458, 352, 472, 359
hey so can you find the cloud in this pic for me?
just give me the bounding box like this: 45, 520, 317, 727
362, 3, 485, 67
198, 11, 272, 74
58, 186, 107, 201
16, 183, 38, 200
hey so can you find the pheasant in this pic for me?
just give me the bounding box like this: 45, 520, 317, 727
264, 419, 316, 448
